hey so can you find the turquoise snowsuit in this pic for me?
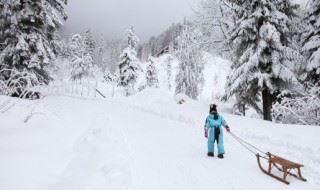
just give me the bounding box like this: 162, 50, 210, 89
205, 114, 227, 155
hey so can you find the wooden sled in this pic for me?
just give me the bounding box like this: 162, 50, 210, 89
256, 152, 307, 185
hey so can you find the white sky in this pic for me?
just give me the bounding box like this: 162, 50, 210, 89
63, 0, 200, 41
63, 0, 308, 42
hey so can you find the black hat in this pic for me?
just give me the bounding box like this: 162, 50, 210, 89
209, 104, 217, 114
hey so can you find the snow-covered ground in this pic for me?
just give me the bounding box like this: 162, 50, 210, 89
1, 87, 319, 190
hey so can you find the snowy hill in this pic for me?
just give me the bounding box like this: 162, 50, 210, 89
1, 89, 319, 190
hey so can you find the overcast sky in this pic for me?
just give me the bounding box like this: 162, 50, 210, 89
62, 0, 308, 42
63, 0, 200, 42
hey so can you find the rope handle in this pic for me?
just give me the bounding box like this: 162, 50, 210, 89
228, 131, 268, 158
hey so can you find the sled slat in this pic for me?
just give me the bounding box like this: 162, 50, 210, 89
269, 154, 303, 169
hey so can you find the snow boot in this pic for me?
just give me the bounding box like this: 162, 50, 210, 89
218, 154, 224, 159
207, 152, 214, 157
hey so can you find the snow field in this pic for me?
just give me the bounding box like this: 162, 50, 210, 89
1, 88, 319, 190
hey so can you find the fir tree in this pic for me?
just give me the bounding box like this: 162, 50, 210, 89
224, 0, 304, 121
69, 34, 93, 81
127, 25, 139, 50
0, 0, 67, 97
175, 24, 204, 100
83, 29, 96, 64
145, 56, 159, 88
118, 25, 141, 96
302, 0, 320, 85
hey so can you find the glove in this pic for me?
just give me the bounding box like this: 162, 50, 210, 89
204, 129, 208, 138
226, 126, 230, 133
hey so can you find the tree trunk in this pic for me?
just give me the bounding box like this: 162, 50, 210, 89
262, 85, 272, 121
242, 103, 246, 117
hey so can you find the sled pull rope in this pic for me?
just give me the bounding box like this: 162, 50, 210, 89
229, 132, 268, 159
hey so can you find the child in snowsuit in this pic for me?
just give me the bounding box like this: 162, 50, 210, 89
204, 104, 230, 158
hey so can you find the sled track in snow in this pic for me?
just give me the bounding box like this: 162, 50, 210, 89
0, 99, 17, 114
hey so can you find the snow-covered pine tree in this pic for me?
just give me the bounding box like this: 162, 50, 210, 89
127, 25, 139, 50
69, 34, 94, 81
301, 0, 320, 85
224, 0, 304, 121
0, 0, 67, 97
83, 30, 96, 60
118, 25, 141, 96
175, 24, 204, 100
118, 48, 141, 95
145, 56, 159, 88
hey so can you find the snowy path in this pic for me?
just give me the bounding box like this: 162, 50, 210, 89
0, 92, 320, 190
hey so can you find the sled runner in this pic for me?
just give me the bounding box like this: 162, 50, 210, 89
256, 152, 307, 185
